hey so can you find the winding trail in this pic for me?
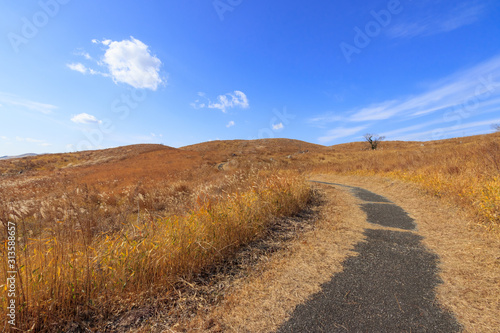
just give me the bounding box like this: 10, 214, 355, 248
277, 181, 461, 333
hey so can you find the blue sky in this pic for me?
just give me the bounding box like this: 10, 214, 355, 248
1, 0, 500, 155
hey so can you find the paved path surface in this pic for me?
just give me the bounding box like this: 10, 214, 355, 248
277, 181, 461, 333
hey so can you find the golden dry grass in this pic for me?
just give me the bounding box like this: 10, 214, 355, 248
181, 183, 367, 332
306, 132, 500, 233
0, 144, 311, 331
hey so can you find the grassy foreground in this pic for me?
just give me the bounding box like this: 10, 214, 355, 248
1, 134, 498, 330
0, 169, 310, 330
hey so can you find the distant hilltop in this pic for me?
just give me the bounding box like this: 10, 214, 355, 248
0, 153, 38, 160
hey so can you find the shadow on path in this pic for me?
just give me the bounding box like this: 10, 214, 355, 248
277, 181, 461, 332
361, 203, 416, 230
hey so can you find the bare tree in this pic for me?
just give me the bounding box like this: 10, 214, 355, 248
492, 124, 500, 132
364, 133, 385, 150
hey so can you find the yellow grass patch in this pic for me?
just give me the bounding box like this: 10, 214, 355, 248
0, 169, 310, 331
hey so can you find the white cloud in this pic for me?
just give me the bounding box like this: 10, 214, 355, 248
318, 126, 368, 144
226, 120, 235, 128
1, 136, 8, 140
71, 113, 102, 124
272, 122, 284, 130
68, 37, 163, 90
100, 37, 163, 90
0, 92, 57, 114
388, 3, 484, 39
192, 91, 249, 112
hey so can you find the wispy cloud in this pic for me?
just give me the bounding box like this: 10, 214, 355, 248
71, 113, 102, 124
380, 119, 443, 138
318, 126, 368, 144
75, 50, 92, 60
311, 54, 500, 142
67, 37, 163, 91
16, 137, 43, 143
128, 133, 164, 144
0, 92, 57, 114
388, 2, 484, 39
390, 117, 500, 141
312, 55, 500, 125
308, 114, 343, 125
15, 136, 51, 146
351, 57, 500, 122
226, 120, 235, 128
192, 91, 249, 113
66, 63, 105, 76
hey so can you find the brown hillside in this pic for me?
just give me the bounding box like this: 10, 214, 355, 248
0, 144, 213, 205
330, 133, 498, 152
330, 140, 423, 152
181, 138, 326, 155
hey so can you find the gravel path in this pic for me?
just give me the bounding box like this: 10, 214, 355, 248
277, 181, 461, 332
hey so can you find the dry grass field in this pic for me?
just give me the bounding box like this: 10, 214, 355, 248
1, 133, 499, 331
309, 132, 500, 233
0, 141, 312, 331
